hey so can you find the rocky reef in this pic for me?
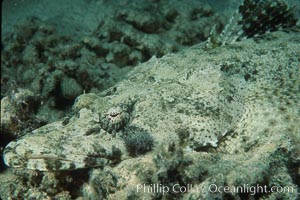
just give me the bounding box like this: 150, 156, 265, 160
1, 0, 299, 199
1, 0, 224, 123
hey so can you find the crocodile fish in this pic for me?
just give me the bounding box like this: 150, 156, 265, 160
3, 108, 124, 171
2, 0, 298, 172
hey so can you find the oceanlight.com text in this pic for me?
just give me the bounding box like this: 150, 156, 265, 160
209, 184, 295, 196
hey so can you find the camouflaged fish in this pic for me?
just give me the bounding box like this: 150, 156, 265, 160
3, 0, 298, 172
3, 108, 125, 171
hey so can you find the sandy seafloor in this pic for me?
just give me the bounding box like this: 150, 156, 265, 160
1, 0, 300, 199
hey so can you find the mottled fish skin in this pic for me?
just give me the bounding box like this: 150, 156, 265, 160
238, 0, 297, 38
3, 108, 125, 171
3, 139, 110, 171
207, 0, 298, 47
